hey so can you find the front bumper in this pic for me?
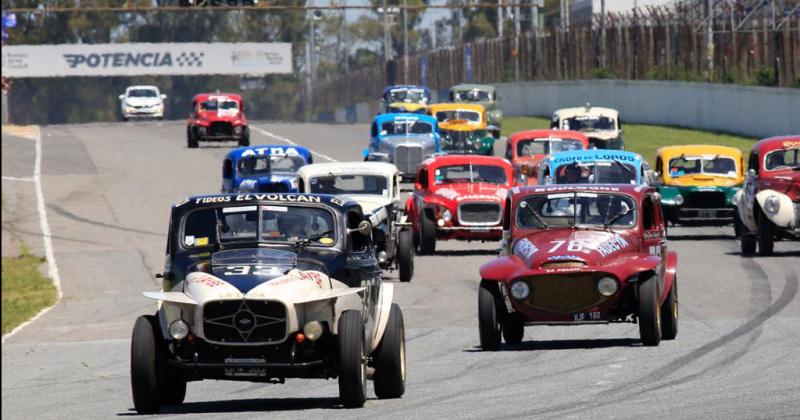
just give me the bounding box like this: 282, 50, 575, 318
123, 108, 163, 118
436, 225, 502, 241
166, 358, 327, 380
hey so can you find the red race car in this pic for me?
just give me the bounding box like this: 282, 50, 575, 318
478, 184, 678, 350
735, 135, 800, 256
405, 154, 513, 254
186, 93, 250, 148
504, 129, 589, 186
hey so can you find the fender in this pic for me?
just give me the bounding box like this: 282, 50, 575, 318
405, 196, 418, 231
479, 256, 526, 283
292, 287, 366, 304
143, 291, 197, 305
661, 250, 678, 303
370, 283, 394, 353
756, 189, 796, 228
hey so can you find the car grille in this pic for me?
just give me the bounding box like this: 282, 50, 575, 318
258, 182, 291, 193
210, 121, 234, 136
458, 202, 502, 226
394, 145, 423, 174
684, 191, 727, 208
522, 274, 610, 314
203, 300, 287, 344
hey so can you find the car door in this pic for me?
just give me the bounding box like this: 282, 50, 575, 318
642, 193, 667, 294
742, 151, 760, 225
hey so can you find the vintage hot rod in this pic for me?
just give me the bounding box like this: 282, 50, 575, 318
131, 193, 406, 413
538, 149, 651, 186
221, 145, 313, 193
186, 93, 249, 148
478, 184, 678, 349
365, 113, 441, 179
428, 103, 496, 155
505, 129, 590, 186
449, 84, 503, 139
551, 104, 623, 150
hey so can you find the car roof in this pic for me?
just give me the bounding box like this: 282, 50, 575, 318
450, 84, 496, 92
428, 103, 486, 113
508, 129, 589, 144
553, 106, 619, 118
656, 144, 743, 159
173, 192, 359, 212
298, 162, 399, 177
373, 113, 437, 125
126, 85, 159, 91
192, 93, 243, 101
547, 149, 643, 166
751, 135, 800, 155
383, 85, 430, 93
225, 144, 312, 161
510, 183, 653, 200
421, 154, 512, 169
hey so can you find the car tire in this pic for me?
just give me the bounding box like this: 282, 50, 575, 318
187, 128, 198, 149
338, 310, 366, 408
502, 312, 525, 345
478, 280, 503, 351
131, 315, 164, 414
733, 211, 743, 238
740, 233, 757, 256
239, 127, 250, 147
373, 304, 406, 399
397, 229, 414, 283
757, 211, 774, 256
637, 273, 662, 347
418, 210, 436, 255
660, 276, 678, 340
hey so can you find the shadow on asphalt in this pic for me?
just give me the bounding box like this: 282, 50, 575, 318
432, 249, 499, 257
118, 397, 348, 415
725, 250, 800, 258
667, 234, 735, 241
463, 338, 641, 353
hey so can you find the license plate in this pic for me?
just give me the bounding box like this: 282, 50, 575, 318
697, 210, 715, 218
224, 358, 267, 377
572, 311, 602, 321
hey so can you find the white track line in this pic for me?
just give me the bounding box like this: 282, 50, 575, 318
2, 126, 63, 344
250, 125, 338, 162
2, 176, 34, 182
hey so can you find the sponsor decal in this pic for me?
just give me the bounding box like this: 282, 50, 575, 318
195, 237, 209, 246
595, 235, 630, 257
553, 153, 636, 164
241, 146, 302, 158
457, 194, 502, 202
435, 188, 460, 200
532, 185, 621, 193
782, 140, 800, 149
63, 51, 203, 69
573, 311, 602, 321
513, 238, 538, 261
191, 275, 225, 288
184, 235, 195, 246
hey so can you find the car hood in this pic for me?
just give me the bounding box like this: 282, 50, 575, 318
197, 110, 243, 121
124, 97, 161, 106
763, 170, 800, 200
511, 229, 639, 269
433, 182, 508, 203
668, 174, 741, 187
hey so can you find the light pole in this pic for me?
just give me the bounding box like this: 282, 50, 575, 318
403, 0, 409, 84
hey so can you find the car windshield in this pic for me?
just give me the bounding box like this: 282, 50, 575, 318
435, 110, 481, 124
434, 164, 507, 185
516, 192, 636, 229
517, 138, 585, 157
309, 174, 389, 196
386, 88, 429, 104
561, 116, 616, 131
668, 155, 738, 177
764, 148, 800, 170
554, 161, 638, 184
182, 205, 336, 248
201, 100, 238, 111
128, 88, 157, 98
454, 89, 493, 102
381, 120, 433, 135
237, 155, 306, 176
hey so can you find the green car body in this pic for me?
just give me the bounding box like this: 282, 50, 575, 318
449, 84, 502, 139
439, 124, 496, 155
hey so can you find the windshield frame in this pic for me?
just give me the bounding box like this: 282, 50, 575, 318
514, 192, 638, 230
763, 148, 800, 171
562, 115, 617, 131
433, 163, 508, 185
308, 173, 391, 197
667, 155, 739, 178
553, 161, 639, 184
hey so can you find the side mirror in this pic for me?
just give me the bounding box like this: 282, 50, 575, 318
118, 94, 125, 100
748, 169, 756, 178
161, 94, 167, 99
348, 220, 372, 236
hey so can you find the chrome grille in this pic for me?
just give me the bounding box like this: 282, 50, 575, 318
458, 202, 502, 226
523, 274, 610, 314
203, 300, 287, 344
394, 145, 423, 174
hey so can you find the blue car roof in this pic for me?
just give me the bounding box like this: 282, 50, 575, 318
549, 149, 644, 169
226, 145, 312, 162
372, 113, 437, 126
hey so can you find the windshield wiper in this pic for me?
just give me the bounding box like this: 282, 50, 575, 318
603, 211, 627, 229
612, 159, 635, 178
295, 230, 333, 249
520, 202, 548, 228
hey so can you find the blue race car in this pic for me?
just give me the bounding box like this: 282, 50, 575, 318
364, 113, 440, 179
538, 149, 652, 186
222, 145, 313, 193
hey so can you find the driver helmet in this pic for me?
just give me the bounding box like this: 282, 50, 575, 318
242, 157, 258, 173
277, 211, 308, 238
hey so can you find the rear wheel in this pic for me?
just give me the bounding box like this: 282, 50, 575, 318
478, 280, 503, 351
397, 229, 414, 282
733, 211, 743, 238
130, 315, 164, 414
660, 277, 678, 340
373, 304, 406, 399
338, 311, 366, 408
418, 210, 436, 255
187, 128, 198, 149
502, 312, 525, 345
740, 233, 757, 256
757, 211, 774, 256
637, 274, 662, 347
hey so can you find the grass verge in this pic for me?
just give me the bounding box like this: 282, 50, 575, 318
501, 117, 755, 166
2, 248, 58, 335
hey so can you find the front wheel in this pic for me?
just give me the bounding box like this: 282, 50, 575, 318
418, 210, 436, 255
187, 128, 198, 149
757, 211, 774, 256
239, 127, 250, 147
130, 315, 164, 414
741, 233, 757, 256
478, 280, 503, 351
338, 311, 366, 408
397, 229, 414, 282
502, 312, 525, 345
733, 211, 743, 238
637, 274, 662, 347
373, 304, 406, 399
660, 277, 678, 340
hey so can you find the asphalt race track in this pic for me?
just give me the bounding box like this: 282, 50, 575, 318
2, 121, 799, 419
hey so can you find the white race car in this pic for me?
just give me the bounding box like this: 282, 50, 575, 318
131, 193, 406, 413
118, 85, 166, 121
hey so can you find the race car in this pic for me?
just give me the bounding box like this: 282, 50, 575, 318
186, 93, 249, 148
221, 145, 313, 193
131, 193, 406, 413
734, 135, 800, 256
297, 162, 414, 282
449, 84, 502, 139
428, 103, 496, 155
654, 145, 744, 228
380, 85, 431, 114
405, 154, 514, 254
551, 104, 624, 150
365, 113, 441, 179
505, 129, 590, 185
478, 184, 678, 350
538, 149, 651, 186
118, 85, 166, 121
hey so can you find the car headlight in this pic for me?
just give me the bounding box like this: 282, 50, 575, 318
169, 320, 189, 340
764, 195, 780, 216
509, 280, 530, 300
442, 209, 453, 222
303, 321, 324, 341
597, 277, 618, 297
674, 194, 684, 206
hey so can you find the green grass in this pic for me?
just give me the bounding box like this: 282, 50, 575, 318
501, 117, 756, 166
2, 249, 58, 334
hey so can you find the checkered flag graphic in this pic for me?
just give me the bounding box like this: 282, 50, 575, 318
176, 52, 204, 67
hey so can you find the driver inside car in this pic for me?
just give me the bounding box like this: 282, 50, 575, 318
277, 211, 309, 241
